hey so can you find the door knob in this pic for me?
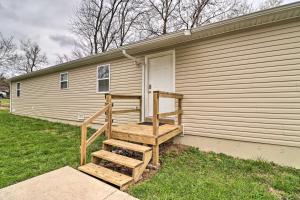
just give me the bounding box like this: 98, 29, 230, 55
148, 84, 152, 93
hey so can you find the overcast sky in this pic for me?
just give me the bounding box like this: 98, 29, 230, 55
0, 0, 299, 66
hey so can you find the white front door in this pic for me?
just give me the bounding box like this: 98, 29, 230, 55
145, 50, 175, 117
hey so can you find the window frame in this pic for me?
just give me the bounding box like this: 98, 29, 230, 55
16, 82, 21, 97
60, 72, 69, 90
96, 64, 110, 94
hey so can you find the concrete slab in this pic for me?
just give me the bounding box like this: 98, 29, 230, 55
0, 166, 138, 200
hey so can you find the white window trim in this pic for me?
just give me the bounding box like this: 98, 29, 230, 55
60, 72, 69, 90
16, 82, 21, 97
96, 64, 110, 94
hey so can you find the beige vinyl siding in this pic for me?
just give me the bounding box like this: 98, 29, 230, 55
175, 20, 300, 148
11, 58, 141, 124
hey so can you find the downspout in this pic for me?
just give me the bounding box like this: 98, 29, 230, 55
122, 50, 141, 65
121, 49, 145, 122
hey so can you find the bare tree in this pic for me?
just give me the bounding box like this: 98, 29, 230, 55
0, 33, 18, 75
114, 0, 145, 47
259, 0, 282, 10
16, 39, 48, 74
177, 0, 255, 29
70, 0, 283, 53
140, 0, 254, 36
56, 54, 72, 64
178, 0, 210, 29
0, 73, 9, 91
140, 0, 181, 36
71, 0, 126, 55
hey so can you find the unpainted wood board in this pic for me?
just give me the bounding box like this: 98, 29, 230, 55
78, 163, 133, 187
92, 150, 143, 168
104, 139, 152, 153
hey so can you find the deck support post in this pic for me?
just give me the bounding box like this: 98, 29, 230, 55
178, 98, 182, 125
80, 124, 87, 166
153, 91, 159, 136
139, 96, 143, 122
152, 144, 160, 167
152, 91, 160, 167
106, 94, 113, 139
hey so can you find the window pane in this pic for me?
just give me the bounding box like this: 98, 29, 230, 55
98, 66, 109, 79
17, 90, 20, 97
61, 81, 68, 89
98, 79, 109, 92
17, 83, 20, 89
61, 73, 68, 81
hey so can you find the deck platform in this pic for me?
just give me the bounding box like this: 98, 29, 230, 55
112, 123, 183, 145
78, 91, 183, 189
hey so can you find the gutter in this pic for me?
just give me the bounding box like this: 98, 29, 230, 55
8, 1, 300, 82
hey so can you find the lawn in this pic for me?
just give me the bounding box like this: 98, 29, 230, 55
0, 110, 299, 199
0, 110, 104, 188
129, 148, 300, 200
0, 99, 10, 106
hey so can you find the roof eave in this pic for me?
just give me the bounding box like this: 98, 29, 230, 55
8, 1, 300, 82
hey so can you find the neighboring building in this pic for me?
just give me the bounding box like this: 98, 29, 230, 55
9, 2, 300, 168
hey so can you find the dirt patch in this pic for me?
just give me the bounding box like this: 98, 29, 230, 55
268, 187, 285, 199
133, 142, 189, 186
160, 141, 189, 156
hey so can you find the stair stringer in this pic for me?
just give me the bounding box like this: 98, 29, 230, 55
132, 150, 152, 182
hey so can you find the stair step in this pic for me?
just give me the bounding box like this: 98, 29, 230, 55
92, 150, 143, 168
104, 139, 152, 153
78, 163, 133, 188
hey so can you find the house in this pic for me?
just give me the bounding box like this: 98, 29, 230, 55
8, 1, 300, 181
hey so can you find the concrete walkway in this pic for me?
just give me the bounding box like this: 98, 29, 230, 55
0, 166, 138, 200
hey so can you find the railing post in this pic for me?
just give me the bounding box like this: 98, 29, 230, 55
178, 98, 182, 125
139, 96, 143, 122
106, 94, 112, 139
153, 91, 159, 136
80, 123, 87, 166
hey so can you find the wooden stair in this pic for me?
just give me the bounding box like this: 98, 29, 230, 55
79, 139, 152, 190
78, 163, 133, 188
92, 150, 143, 168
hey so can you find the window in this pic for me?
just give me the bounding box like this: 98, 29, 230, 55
97, 65, 110, 93
16, 82, 21, 97
60, 72, 68, 89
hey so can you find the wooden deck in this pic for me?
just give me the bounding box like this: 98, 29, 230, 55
78, 91, 183, 189
112, 123, 183, 145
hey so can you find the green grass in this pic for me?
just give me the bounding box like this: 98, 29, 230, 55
1, 110, 299, 199
0, 110, 104, 188
129, 148, 300, 200
0, 98, 9, 106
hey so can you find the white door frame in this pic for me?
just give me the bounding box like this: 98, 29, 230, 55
142, 50, 176, 118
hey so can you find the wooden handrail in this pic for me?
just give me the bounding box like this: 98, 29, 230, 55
153, 91, 183, 99
83, 104, 110, 125
152, 91, 184, 136
108, 93, 143, 122
110, 94, 142, 100
158, 110, 183, 118
86, 123, 108, 147
80, 104, 112, 166
112, 108, 141, 115
81, 93, 142, 166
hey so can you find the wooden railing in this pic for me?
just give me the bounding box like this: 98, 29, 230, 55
107, 94, 142, 122
152, 91, 183, 136
80, 103, 111, 165
80, 93, 142, 166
